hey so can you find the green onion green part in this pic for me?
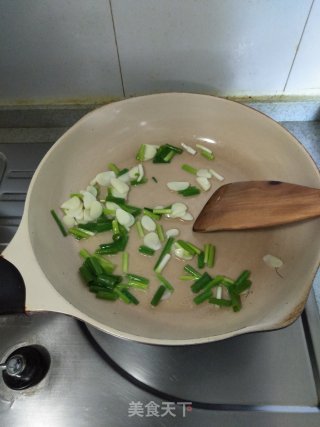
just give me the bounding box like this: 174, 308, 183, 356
79, 248, 91, 259
178, 186, 201, 197
126, 273, 149, 285
193, 289, 212, 305
112, 219, 120, 235
209, 297, 232, 307
154, 237, 175, 272
156, 273, 174, 291
151, 285, 166, 306
136, 221, 144, 237
121, 289, 139, 305
179, 275, 195, 281
200, 150, 215, 160
177, 240, 201, 255
197, 251, 205, 269
50, 209, 68, 237
122, 252, 129, 273
181, 164, 198, 175
156, 223, 165, 242
191, 272, 212, 293
183, 264, 202, 279
136, 144, 146, 161
108, 163, 120, 175
139, 245, 155, 256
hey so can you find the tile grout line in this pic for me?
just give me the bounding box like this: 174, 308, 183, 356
109, 0, 125, 97
283, 0, 316, 92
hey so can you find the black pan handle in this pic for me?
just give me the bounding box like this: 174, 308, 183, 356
0, 256, 26, 314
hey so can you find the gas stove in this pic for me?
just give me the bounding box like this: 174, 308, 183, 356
0, 107, 320, 427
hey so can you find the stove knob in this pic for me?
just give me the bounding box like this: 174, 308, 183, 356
1, 345, 50, 390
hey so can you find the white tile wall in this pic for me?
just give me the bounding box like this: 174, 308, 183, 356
285, 0, 320, 95
111, 0, 312, 97
0, 0, 123, 103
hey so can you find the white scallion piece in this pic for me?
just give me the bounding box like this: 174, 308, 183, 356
86, 185, 98, 197
197, 168, 211, 178
137, 164, 144, 182
166, 228, 180, 238
196, 144, 213, 154
181, 142, 197, 155
144, 144, 158, 160
156, 253, 171, 273
62, 215, 76, 228
61, 196, 81, 211
213, 286, 223, 308
128, 165, 140, 179
92, 171, 116, 186
144, 232, 162, 250
111, 178, 130, 195
90, 201, 103, 220
167, 181, 190, 191
263, 254, 283, 269
180, 212, 193, 221
116, 208, 134, 227
196, 177, 211, 192
161, 289, 172, 300
141, 215, 156, 232
81, 191, 97, 209
170, 202, 188, 218
209, 168, 224, 181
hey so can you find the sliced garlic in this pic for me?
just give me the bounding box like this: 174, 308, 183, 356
93, 171, 116, 186
105, 201, 119, 211
170, 202, 188, 218
180, 212, 193, 221
166, 228, 180, 238
144, 144, 159, 160
263, 254, 283, 269
144, 232, 162, 250
167, 181, 190, 191
141, 215, 156, 232
62, 215, 76, 228
116, 208, 134, 227
111, 178, 130, 194
81, 191, 97, 209
86, 185, 98, 197
90, 201, 103, 220
196, 177, 211, 192
61, 196, 81, 211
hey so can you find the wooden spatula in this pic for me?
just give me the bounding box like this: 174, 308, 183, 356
193, 181, 320, 232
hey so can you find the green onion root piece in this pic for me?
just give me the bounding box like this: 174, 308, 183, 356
121, 289, 139, 305
193, 289, 212, 305
122, 252, 129, 273
156, 273, 174, 291
197, 251, 205, 269
181, 164, 198, 175
156, 223, 165, 242
50, 209, 68, 237
183, 264, 202, 279
139, 245, 155, 256
177, 240, 201, 255
126, 273, 149, 285
209, 297, 232, 307
154, 237, 175, 271
191, 272, 212, 293
151, 285, 166, 306
136, 144, 146, 161
178, 186, 201, 197
200, 150, 215, 160
108, 163, 120, 174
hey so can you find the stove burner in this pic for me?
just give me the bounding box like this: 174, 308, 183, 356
1, 345, 50, 390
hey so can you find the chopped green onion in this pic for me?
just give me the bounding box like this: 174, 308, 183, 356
165, 144, 183, 154
181, 164, 198, 175
79, 265, 95, 284
92, 254, 116, 274
163, 150, 175, 162
228, 288, 242, 312
204, 244, 210, 265
193, 289, 212, 305
201, 275, 224, 293
154, 237, 175, 271
69, 227, 95, 240
179, 275, 195, 281
143, 208, 161, 221
156, 223, 165, 242
50, 209, 68, 237
233, 270, 251, 292
136, 221, 144, 238
191, 272, 212, 293
236, 279, 252, 294
183, 264, 202, 279
153, 144, 181, 164
207, 245, 216, 268
139, 245, 155, 256
153, 208, 172, 214
117, 168, 129, 177
112, 219, 119, 235
127, 280, 149, 290
79, 248, 91, 259
136, 144, 146, 161
97, 274, 122, 287
96, 291, 118, 301
178, 186, 201, 197
151, 285, 166, 306
121, 289, 139, 305
126, 273, 149, 285
222, 277, 235, 286
122, 252, 129, 273
131, 176, 148, 186
114, 288, 131, 304
155, 253, 171, 274
86, 257, 104, 276
177, 240, 201, 255
209, 297, 232, 307
156, 273, 174, 291
197, 251, 205, 269
108, 163, 120, 174
152, 176, 158, 183
200, 150, 215, 160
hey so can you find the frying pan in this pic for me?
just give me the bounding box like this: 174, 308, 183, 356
1, 93, 320, 345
